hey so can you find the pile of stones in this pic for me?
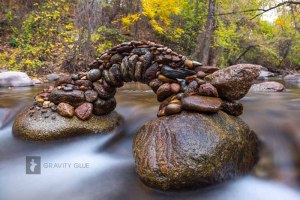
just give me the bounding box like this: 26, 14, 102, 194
31, 40, 260, 121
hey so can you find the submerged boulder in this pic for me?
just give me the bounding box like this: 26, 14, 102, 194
13, 106, 122, 141
133, 111, 259, 190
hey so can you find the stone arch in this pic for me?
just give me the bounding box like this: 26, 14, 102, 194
35, 41, 259, 120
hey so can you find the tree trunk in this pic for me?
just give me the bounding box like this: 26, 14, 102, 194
192, 0, 216, 65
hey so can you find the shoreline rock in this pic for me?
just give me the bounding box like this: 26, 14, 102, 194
0, 71, 33, 87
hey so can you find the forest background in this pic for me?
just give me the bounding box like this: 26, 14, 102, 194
0, 0, 299, 75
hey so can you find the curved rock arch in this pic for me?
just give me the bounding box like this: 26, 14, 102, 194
36, 40, 260, 120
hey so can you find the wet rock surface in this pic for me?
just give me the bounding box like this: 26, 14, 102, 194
205, 64, 261, 101
133, 111, 259, 190
13, 106, 122, 141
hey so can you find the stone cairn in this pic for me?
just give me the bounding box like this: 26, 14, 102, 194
31, 40, 255, 120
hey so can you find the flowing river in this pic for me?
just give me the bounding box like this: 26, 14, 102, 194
0, 80, 299, 200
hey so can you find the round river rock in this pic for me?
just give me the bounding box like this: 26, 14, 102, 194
13, 106, 123, 141
133, 111, 259, 190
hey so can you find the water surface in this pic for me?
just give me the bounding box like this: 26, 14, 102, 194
0, 81, 299, 200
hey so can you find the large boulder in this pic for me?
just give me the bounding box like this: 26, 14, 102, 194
0, 71, 33, 87
133, 111, 259, 190
13, 106, 122, 141
205, 64, 261, 101
250, 81, 285, 92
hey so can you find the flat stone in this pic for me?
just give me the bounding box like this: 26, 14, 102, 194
48, 89, 85, 107
196, 66, 219, 74
182, 95, 222, 113
55, 76, 73, 86
161, 66, 196, 79
13, 106, 122, 140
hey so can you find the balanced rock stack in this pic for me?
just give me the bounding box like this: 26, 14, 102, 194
13, 40, 261, 189
29, 40, 260, 120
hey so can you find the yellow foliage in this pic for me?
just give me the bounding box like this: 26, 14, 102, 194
120, 0, 185, 37
121, 14, 140, 29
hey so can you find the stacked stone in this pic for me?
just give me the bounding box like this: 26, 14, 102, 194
32, 40, 260, 120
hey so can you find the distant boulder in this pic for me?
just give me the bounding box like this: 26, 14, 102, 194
250, 81, 285, 92
0, 71, 33, 87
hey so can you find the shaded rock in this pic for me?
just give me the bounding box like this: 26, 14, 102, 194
55, 76, 72, 86
87, 69, 102, 82
205, 64, 261, 101
185, 80, 198, 95
221, 100, 243, 116
149, 79, 163, 93
144, 63, 159, 83
132, 48, 150, 55
134, 61, 143, 81
85, 90, 98, 102
74, 80, 93, 88
250, 81, 285, 92
198, 83, 219, 97
93, 82, 116, 100
121, 57, 131, 82
49, 89, 85, 107
0, 71, 33, 87
133, 111, 259, 190
142, 52, 154, 69
93, 97, 116, 115
110, 53, 124, 64
161, 66, 196, 79
109, 64, 124, 87
196, 71, 206, 78
128, 55, 139, 81
57, 103, 75, 118
46, 73, 60, 81
182, 95, 222, 113
13, 106, 122, 140
75, 103, 93, 121
157, 83, 172, 102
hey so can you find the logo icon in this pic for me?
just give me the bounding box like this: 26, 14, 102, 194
26, 156, 41, 174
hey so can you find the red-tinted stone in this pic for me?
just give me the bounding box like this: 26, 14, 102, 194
75, 103, 93, 121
